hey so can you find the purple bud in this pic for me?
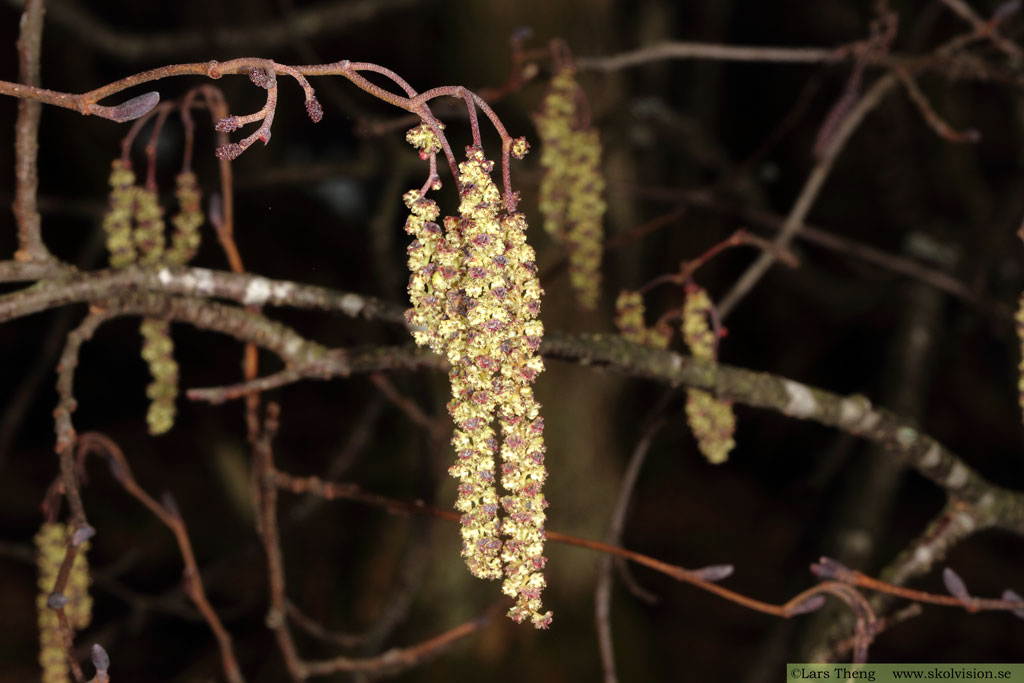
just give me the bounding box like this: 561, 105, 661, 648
691, 564, 734, 582
306, 96, 324, 123
249, 67, 271, 88
789, 595, 827, 615
215, 116, 242, 133
1001, 590, 1024, 619
71, 525, 96, 546
810, 557, 851, 581
91, 644, 110, 673
91, 91, 161, 123
215, 143, 244, 161
942, 567, 972, 605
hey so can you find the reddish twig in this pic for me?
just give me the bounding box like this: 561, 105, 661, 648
300, 610, 494, 677
271, 470, 859, 623
596, 414, 667, 683
250, 403, 304, 680
813, 556, 1024, 614
638, 229, 798, 295
74, 432, 245, 683
895, 68, 980, 143
284, 600, 364, 649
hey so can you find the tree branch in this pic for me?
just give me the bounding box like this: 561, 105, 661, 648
11, 0, 55, 264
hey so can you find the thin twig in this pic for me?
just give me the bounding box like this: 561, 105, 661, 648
716, 74, 900, 317
250, 403, 304, 680
577, 42, 857, 70
75, 433, 245, 683
618, 186, 1007, 318
284, 600, 364, 649
0, 0, 423, 61
895, 68, 980, 143
11, 0, 54, 264
300, 611, 493, 677
596, 414, 667, 683
937, 0, 1023, 57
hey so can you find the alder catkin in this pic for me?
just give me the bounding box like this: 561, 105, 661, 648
613, 290, 671, 349
35, 523, 91, 683
101, 160, 138, 268
403, 134, 551, 628
534, 67, 606, 310
131, 186, 180, 435
167, 171, 203, 265
102, 158, 198, 436
681, 285, 736, 464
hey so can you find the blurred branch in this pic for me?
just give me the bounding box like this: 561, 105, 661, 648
620, 187, 1008, 319
579, 42, 859, 70
716, 74, 899, 317
274, 469, 1024, 645
250, 403, 304, 680
11, 0, 56, 264
300, 611, 492, 677
74, 432, 245, 683
0, 0, 426, 61
937, 0, 1022, 58
895, 68, 980, 143
596, 414, 666, 683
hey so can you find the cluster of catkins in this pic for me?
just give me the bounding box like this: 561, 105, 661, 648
35, 523, 91, 683
404, 126, 551, 628
533, 66, 606, 310
615, 285, 737, 464
102, 160, 204, 435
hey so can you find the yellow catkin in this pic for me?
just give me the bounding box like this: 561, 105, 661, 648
132, 187, 178, 436
101, 160, 138, 268
681, 286, 736, 464
613, 290, 672, 350
534, 67, 605, 310
403, 137, 551, 628
101, 158, 189, 436
35, 523, 92, 683
167, 171, 203, 266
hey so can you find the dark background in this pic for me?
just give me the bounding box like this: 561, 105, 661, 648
1, 0, 1024, 680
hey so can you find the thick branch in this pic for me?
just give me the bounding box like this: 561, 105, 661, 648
6, 264, 1018, 534
540, 333, 1024, 531
0, 265, 406, 325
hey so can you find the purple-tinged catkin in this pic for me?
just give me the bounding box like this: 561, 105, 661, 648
402, 135, 551, 627
613, 290, 672, 349
534, 67, 605, 310
681, 285, 735, 464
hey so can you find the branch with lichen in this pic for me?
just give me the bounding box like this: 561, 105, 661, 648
3, 268, 1021, 536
